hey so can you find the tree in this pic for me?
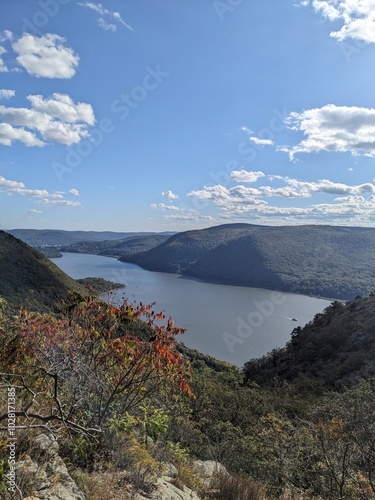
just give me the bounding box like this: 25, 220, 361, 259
0, 294, 194, 440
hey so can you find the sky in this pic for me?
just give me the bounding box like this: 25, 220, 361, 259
1, 0, 375, 232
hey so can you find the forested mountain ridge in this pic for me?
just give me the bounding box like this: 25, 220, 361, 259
51, 233, 170, 259
124, 223, 375, 299
243, 295, 375, 391
0, 230, 87, 311
6, 228, 174, 247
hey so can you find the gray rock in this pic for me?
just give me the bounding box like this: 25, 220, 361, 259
192, 460, 226, 479
16, 434, 86, 500
162, 462, 179, 478
136, 476, 201, 500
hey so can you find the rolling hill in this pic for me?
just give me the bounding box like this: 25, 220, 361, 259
0, 230, 87, 312
124, 223, 375, 299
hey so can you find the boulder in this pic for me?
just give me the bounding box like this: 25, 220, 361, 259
136, 475, 201, 500
16, 434, 86, 500
192, 460, 226, 479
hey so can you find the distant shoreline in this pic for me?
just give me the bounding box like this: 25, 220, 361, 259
55, 252, 337, 303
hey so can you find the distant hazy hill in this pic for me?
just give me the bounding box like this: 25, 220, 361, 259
0, 231, 87, 312
243, 295, 375, 391
125, 224, 375, 299
6, 229, 174, 247
56, 234, 170, 259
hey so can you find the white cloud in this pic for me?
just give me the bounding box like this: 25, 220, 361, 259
0, 93, 95, 147
0, 89, 15, 99
0, 175, 82, 209
305, 0, 375, 43
39, 199, 81, 207
69, 188, 80, 196
27, 209, 43, 214
249, 136, 274, 146
151, 203, 180, 211
161, 190, 179, 200
79, 2, 134, 31
164, 214, 213, 221
0, 123, 45, 147
0, 46, 8, 73
284, 104, 375, 159
0, 175, 77, 202
98, 18, 117, 31
0, 30, 13, 42
230, 170, 265, 183
187, 174, 375, 224
12, 33, 79, 79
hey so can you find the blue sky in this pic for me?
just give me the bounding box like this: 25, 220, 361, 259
1, 0, 375, 231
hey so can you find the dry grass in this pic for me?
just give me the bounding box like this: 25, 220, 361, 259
72, 469, 134, 500
203, 470, 268, 500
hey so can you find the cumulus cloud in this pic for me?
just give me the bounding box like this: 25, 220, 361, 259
79, 2, 134, 31
0, 46, 8, 73
0, 175, 81, 207
27, 209, 43, 214
0, 30, 13, 42
0, 93, 95, 147
161, 190, 179, 200
0, 89, 15, 99
69, 188, 80, 196
187, 173, 375, 225
12, 33, 79, 79
249, 136, 274, 146
305, 0, 375, 43
283, 104, 375, 159
230, 170, 265, 183
151, 203, 180, 211
0, 123, 45, 147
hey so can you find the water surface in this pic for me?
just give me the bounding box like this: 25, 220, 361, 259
51, 253, 331, 366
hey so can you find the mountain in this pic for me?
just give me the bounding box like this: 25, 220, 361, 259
0, 230, 87, 312
6, 229, 174, 247
124, 223, 375, 299
243, 295, 375, 391
52, 234, 170, 259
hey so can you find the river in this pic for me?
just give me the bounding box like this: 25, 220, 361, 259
51, 253, 331, 367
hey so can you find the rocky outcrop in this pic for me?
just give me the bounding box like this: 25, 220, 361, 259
135, 460, 226, 500
192, 460, 226, 479
136, 476, 201, 500
17, 434, 85, 500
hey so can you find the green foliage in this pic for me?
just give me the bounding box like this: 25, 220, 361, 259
243, 296, 375, 391
0, 230, 87, 312
77, 277, 125, 294
139, 402, 168, 444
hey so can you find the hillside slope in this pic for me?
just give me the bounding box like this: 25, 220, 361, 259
243, 295, 375, 391
0, 230, 86, 311
126, 224, 375, 299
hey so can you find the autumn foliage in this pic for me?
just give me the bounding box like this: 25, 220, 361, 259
0, 293, 193, 439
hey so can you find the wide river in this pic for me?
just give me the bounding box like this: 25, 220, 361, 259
51, 253, 331, 367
